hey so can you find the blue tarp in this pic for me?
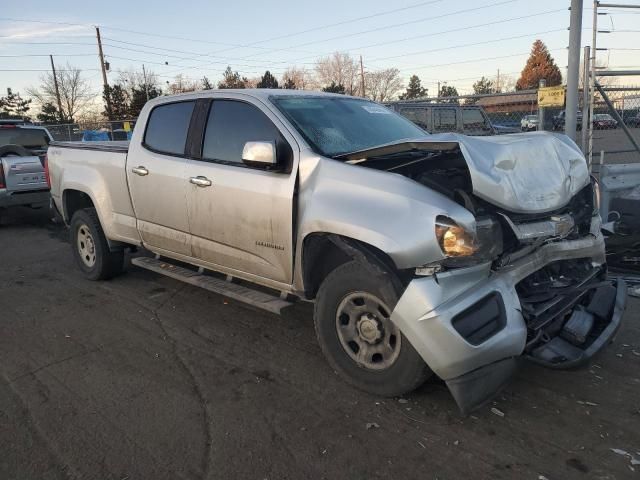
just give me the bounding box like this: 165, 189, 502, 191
82, 130, 111, 142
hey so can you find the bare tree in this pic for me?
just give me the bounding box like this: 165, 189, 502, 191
117, 67, 161, 96
244, 76, 261, 89
166, 74, 198, 94
27, 63, 95, 122
281, 66, 312, 90
314, 52, 359, 95
365, 68, 403, 102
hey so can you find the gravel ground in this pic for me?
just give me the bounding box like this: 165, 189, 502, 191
1, 207, 639, 480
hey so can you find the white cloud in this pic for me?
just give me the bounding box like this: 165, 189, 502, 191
0, 24, 89, 40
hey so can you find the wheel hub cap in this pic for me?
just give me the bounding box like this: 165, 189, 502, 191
335, 292, 401, 371
357, 315, 383, 344
77, 224, 97, 268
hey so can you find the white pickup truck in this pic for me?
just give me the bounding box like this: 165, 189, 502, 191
48, 90, 626, 413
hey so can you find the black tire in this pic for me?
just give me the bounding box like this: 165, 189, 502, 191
314, 260, 432, 397
70, 208, 124, 280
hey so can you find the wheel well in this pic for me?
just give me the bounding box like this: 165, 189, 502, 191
302, 233, 403, 300
63, 189, 94, 223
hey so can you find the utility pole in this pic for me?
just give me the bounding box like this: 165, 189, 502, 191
496, 69, 500, 92
359, 56, 366, 98
96, 26, 111, 119
142, 64, 150, 102
588, 0, 598, 166
538, 78, 547, 130
581, 45, 591, 155
437, 81, 440, 99
565, 0, 583, 140
49, 55, 64, 121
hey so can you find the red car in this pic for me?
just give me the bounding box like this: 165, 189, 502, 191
592, 114, 618, 129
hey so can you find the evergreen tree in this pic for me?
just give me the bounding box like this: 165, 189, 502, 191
282, 78, 297, 90
201, 76, 213, 90
472, 76, 496, 95
516, 40, 562, 90
218, 67, 246, 89
128, 85, 161, 118
103, 84, 129, 120
399, 75, 428, 100
257, 70, 279, 89
37, 102, 61, 123
439, 85, 459, 103
322, 81, 346, 94
0, 88, 31, 119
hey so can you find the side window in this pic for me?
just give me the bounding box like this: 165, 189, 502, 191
202, 100, 282, 164
433, 108, 457, 132
462, 109, 489, 132
144, 101, 195, 155
399, 107, 429, 131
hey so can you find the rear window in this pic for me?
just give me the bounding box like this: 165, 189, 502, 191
0, 128, 50, 149
398, 107, 429, 130
144, 101, 195, 155
433, 108, 457, 132
462, 109, 488, 131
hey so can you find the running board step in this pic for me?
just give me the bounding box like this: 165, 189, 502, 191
131, 256, 293, 315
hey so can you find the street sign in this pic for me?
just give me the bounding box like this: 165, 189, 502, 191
538, 86, 565, 107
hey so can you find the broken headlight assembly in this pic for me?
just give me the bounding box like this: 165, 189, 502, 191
434, 215, 503, 268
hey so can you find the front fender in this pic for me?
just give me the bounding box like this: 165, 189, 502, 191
293, 156, 475, 291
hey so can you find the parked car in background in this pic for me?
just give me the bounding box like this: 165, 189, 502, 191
0, 122, 52, 217
386, 103, 498, 135
553, 110, 583, 130
48, 89, 625, 413
625, 112, 640, 127
520, 114, 539, 131
592, 113, 618, 130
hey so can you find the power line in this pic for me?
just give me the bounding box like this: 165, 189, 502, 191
239, 0, 521, 60
369, 28, 566, 62
0, 53, 95, 57
288, 7, 567, 63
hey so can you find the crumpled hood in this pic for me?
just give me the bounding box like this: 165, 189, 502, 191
432, 131, 590, 213
340, 131, 590, 213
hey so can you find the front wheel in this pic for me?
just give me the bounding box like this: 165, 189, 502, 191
70, 208, 124, 280
314, 261, 432, 397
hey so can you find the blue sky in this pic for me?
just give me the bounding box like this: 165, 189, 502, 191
1, 0, 639, 103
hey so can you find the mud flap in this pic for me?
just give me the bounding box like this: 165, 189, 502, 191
445, 357, 518, 415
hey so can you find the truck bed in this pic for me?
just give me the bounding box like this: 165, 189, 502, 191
50, 140, 130, 153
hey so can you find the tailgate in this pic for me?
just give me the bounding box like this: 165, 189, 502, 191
1, 155, 48, 192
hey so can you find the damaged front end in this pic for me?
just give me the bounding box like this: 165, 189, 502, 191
373, 137, 627, 415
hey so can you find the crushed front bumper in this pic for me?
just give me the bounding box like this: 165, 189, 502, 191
391, 227, 627, 414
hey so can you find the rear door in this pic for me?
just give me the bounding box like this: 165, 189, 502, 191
127, 100, 195, 256
184, 96, 298, 284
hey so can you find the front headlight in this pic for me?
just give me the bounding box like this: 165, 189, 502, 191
590, 175, 601, 214
435, 217, 477, 257
434, 215, 503, 267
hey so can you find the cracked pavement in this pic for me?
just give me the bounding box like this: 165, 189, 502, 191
1, 207, 640, 480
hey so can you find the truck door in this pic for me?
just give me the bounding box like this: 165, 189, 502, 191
184, 97, 297, 284
126, 100, 195, 256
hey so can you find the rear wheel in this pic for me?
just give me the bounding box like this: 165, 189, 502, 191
70, 208, 124, 280
314, 260, 432, 397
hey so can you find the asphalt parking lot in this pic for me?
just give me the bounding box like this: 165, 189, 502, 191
1, 207, 639, 480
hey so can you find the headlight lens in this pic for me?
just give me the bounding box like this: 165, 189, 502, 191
434, 215, 503, 267
435, 217, 477, 256
590, 175, 601, 213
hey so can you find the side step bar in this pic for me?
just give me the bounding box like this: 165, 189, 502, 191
131, 256, 293, 315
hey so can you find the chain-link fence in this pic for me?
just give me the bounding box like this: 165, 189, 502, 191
386, 87, 640, 164
44, 120, 137, 142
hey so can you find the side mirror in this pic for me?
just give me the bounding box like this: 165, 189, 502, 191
242, 141, 277, 168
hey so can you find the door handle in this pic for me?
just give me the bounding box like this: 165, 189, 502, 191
131, 166, 149, 176
189, 176, 212, 187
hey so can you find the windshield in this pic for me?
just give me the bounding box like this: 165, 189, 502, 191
270, 96, 427, 157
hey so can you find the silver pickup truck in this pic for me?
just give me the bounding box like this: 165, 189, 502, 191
48, 90, 626, 413
0, 123, 51, 217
